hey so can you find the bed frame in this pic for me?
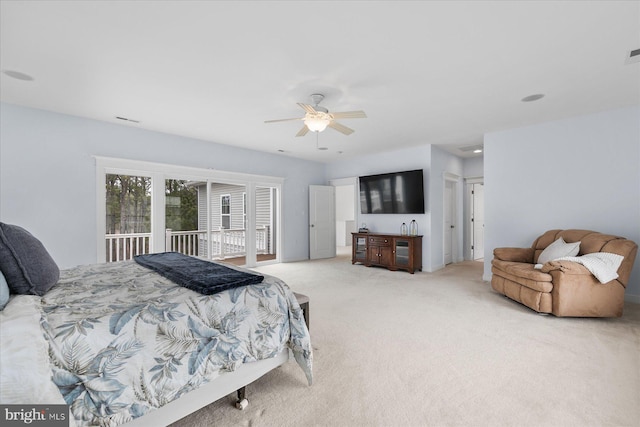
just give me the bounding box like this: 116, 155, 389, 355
123, 349, 290, 426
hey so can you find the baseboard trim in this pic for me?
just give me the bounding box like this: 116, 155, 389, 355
624, 293, 640, 304
282, 256, 310, 263
428, 263, 445, 273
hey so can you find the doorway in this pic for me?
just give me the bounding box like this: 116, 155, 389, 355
471, 183, 485, 260
330, 177, 358, 256
444, 179, 456, 265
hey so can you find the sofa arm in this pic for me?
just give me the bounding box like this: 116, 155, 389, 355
541, 260, 593, 276
493, 247, 534, 263
542, 260, 625, 317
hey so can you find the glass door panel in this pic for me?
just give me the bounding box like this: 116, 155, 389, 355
207, 181, 247, 262
395, 239, 410, 266
255, 186, 278, 264
105, 174, 151, 262
354, 236, 367, 261
164, 179, 199, 257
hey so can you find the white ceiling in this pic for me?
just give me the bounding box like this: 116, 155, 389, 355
1, 1, 639, 163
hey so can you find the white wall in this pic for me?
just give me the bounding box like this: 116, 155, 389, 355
463, 156, 484, 178
484, 105, 640, 300
0, 103, 326, 268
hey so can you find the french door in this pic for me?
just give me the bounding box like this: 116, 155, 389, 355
96, 157, 282, 267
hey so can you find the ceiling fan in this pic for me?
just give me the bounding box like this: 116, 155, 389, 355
265, 94, 367, 137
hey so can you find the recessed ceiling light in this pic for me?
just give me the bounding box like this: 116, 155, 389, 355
473, 149, 483, 154
521, 94, 545, 102
2, 70, 34, 81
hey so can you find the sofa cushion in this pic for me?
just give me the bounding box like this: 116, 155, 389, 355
492, 260, 553, 293
537, 237, 580, 264
491, 275, 553, 313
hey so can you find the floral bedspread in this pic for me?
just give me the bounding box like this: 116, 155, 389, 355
40, 260, 312, 427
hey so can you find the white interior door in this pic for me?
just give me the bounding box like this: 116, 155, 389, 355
309, 185, 336, 259
472, 183, 485, 260
444, 181, 454, 265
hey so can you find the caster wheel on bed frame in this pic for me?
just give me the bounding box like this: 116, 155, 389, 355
235, 386, 248, 410
235, 398, 248, 410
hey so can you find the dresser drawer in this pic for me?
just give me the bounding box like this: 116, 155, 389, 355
368, 236, 391, 246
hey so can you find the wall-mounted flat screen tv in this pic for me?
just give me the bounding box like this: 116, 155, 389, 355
359, 169, 425, 214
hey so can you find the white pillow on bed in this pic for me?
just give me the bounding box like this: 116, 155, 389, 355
0, 295, 67, 405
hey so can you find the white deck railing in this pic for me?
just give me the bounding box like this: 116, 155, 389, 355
105, 227, 270, 262
166, 227, 270, 259
165, 229, 206, 257
105, 232, 151, 262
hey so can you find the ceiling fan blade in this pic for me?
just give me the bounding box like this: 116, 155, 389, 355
264, 117, 303, 123
296, 125, 310, 137
328, 121, 355, 135
331, 110, 367, 119
297, 103, 317, 114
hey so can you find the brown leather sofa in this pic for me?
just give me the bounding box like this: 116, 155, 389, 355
491, 229, 638, 317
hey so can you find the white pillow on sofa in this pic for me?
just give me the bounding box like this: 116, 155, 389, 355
537, 237, 581, 265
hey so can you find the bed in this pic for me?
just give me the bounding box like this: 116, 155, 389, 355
0, 223, 312, 427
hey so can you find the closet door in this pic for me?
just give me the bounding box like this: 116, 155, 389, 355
309, 185, 336, 259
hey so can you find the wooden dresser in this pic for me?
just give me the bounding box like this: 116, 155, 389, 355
351, 232, 423, 274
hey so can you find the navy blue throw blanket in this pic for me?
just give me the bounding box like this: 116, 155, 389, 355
134, 252, 264, 295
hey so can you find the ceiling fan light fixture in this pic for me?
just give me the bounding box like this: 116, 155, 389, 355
304, 116, 330, 132
265, 94, 364, 137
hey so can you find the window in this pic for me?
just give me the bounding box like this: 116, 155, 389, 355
220, 194, 231, 229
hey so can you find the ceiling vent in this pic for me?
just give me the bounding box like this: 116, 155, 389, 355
116, 116, 140, 124
625, 48, 640, 65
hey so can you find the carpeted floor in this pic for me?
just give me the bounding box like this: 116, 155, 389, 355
171, 249, 640, 427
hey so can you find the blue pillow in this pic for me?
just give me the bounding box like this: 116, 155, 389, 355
0, 222, 59, 296
0, 270, 9, 310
